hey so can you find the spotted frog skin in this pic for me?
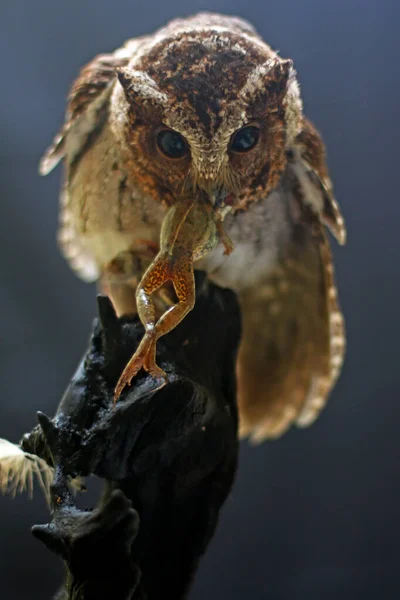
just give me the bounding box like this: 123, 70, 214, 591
114, 197, 227, 398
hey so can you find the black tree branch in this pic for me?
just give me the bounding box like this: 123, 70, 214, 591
22, 273, 241, 599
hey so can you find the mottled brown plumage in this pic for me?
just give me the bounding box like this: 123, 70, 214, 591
40, 13, 346, 441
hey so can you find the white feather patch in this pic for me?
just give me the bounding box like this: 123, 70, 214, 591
0, 438, 53, 503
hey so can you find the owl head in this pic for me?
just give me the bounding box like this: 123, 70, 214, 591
110, 16, 303, 214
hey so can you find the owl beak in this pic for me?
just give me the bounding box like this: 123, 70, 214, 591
208, 187, 225, 206
208, 187, 235, 218
196, 179, 235, 218
202, 185, 230, 207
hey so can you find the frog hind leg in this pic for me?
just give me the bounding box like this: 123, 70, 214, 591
114, 251, 195, 401
100, 245, 158, 317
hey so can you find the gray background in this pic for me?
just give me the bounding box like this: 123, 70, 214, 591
0, 0, 399, 598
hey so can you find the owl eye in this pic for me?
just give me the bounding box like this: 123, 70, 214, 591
230, 125, 260, 153
157, 129, 189, 159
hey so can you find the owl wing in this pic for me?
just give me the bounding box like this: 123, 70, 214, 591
237, 119, 346, 442
39, 39, 146, 281
39, 51, 132, 176
39, 37, 150, 175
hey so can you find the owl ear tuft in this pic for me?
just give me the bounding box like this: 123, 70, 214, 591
265, 58, 294, 97
116, 67, 168, 107
240, 57, 295, 106
116, 66, 133, 94
268, 58, 303, 145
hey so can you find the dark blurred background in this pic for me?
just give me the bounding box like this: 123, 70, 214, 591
0, 0, 399, 598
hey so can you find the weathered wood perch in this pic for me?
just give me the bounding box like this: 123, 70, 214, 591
21, 273, 241, 599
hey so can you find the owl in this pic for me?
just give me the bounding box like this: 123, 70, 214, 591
40, 13, 346, 442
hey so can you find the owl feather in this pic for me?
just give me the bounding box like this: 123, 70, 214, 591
38, 13, 346, 440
